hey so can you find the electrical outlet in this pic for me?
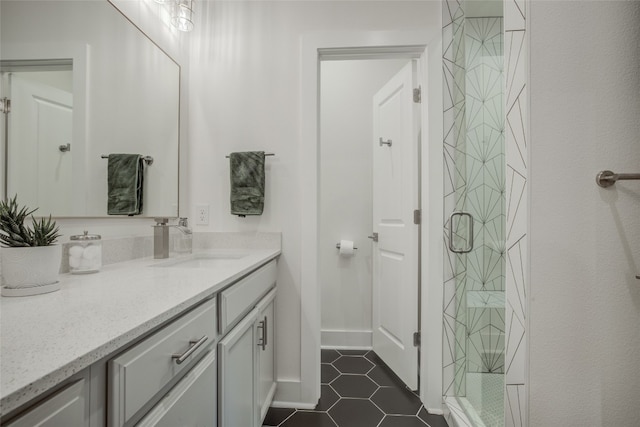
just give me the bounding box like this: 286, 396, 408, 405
195, 204, 209, 225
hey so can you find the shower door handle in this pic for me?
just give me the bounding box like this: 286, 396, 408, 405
448, 211, 474, 254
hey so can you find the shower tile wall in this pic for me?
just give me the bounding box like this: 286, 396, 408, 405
504, 0, 528, 425
442, 0, 467, 399
442, 5, 506, 401
463, 17, 505, 376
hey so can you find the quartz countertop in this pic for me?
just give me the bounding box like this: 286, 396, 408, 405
0, 248, 280, 416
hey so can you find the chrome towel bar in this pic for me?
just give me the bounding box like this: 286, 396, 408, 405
101, 154, 154, 165
225, 153, 275, 158
596, 170, 640, 188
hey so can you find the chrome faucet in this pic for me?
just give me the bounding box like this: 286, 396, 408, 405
154, 217, 193, 258
170, 217, 193, 255
171, 217, 193, 235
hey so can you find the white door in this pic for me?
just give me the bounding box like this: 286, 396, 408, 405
372, 61, 420, 390
8, 72, 73, 214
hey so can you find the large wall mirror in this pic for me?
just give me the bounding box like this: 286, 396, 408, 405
0, 0, 180, 217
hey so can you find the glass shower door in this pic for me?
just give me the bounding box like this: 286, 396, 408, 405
443, 12, 506, 427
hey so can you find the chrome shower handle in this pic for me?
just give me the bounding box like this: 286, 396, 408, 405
448, 211, 474, 254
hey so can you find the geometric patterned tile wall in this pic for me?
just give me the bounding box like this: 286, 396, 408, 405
442, 0, 468, 401
443, 5, 507, 410
504, 0, 528, 425
464, 17, 505, 377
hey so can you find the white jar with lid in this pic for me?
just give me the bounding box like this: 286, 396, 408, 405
69, 231, 102, 274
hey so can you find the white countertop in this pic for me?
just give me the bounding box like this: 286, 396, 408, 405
0, 248, 280, 416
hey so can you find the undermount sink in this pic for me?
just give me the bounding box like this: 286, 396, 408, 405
153, 253, 248, 269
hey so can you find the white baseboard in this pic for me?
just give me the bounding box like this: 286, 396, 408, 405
273, 379, 317, 409
270, 400, 317, 410
321, 329, 372, 349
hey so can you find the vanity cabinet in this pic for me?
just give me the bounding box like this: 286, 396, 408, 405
257, 289, 277, 421
136, 350, 217, 427
108, 297, 217, 427
218, 261, 277, 427
1, 255, 279, 427
4, 375, 89, 427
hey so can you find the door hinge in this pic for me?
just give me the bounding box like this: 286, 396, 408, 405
0, 98, 10, 114
413, 86, 421, 103
413, 332, 421, 347
413, 209, 421, 225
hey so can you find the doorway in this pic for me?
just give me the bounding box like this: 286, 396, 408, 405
297, 31, 444, 416
319, 56, 423, 388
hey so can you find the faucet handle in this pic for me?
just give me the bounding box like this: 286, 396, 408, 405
154, 217, 169, 225
178, 217, 189, 227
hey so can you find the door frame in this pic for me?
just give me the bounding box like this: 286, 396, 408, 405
295, 30, 444, 413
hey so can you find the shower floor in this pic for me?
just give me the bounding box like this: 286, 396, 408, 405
454, 373, 504, 427
262, 349, 449, 427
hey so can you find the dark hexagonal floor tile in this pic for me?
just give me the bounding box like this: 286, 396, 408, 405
330, 374, 378, 398
367, 364, 405, 387
332, 355, 374, 374
280, 411, 337, 427
379, 415, 430, 426
315, 385, 340, 411
417, 407, 449, 427
322, 349, 341, 363
365, 350, 385, 365
321, 363, 340, 384
263, 407, 296, 426
371, 387, 423, 415
329, 399, 384, 427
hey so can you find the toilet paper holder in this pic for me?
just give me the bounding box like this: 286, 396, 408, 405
336, 242, 358, 250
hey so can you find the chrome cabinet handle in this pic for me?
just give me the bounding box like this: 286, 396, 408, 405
448, 211, 474, 254
257, 317, 267, 351
171, 335, 208, 365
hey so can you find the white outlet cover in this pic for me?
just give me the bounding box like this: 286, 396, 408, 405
196, 205, 209, 225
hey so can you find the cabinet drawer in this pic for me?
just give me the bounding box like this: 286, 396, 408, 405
219, 260, 276, 335
109, 297, 216, 426
137, 350, 216, 427
5, 378, 88, 427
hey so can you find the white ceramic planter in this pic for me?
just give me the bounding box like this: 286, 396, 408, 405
0, 245, 62, 296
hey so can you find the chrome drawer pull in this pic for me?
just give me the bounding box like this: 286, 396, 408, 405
172, 335, 208, 365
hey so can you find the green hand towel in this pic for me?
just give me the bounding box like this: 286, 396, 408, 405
107, 154, 144, 216
229, 151, 265, 216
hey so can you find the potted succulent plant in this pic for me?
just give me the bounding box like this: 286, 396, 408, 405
0, 196, 62, 296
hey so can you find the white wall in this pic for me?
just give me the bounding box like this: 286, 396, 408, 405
529, 2, 640, 425
319, 59, 408, 349
187, 0, 441, 404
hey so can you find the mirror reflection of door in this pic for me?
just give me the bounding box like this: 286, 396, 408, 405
2, 66, 73, 215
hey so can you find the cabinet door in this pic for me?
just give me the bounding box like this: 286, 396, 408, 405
5, 378, 89, 427
136, 349, 216, 427
256, 289, 277, 423
218, 307, 258, 427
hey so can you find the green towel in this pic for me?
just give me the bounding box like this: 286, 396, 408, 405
229, 151, 265, 216
107, 154, 144, 216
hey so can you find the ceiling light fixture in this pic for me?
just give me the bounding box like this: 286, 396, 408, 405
170, 0, 194, 32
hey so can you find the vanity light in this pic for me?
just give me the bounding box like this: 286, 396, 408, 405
170, 0, 194, 32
